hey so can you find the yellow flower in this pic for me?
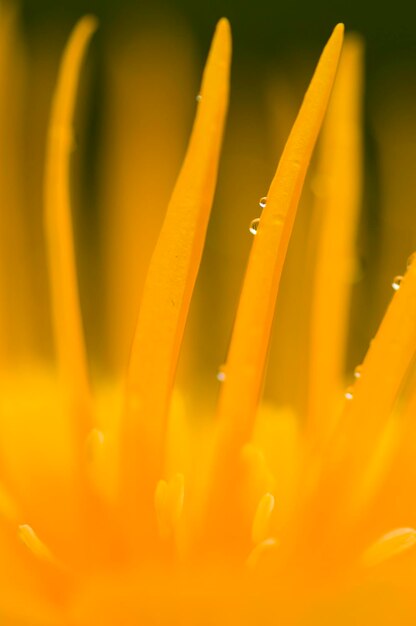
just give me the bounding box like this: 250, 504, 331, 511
1, 6, 416, 626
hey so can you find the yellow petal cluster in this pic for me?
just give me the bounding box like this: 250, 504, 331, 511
0, 6, 415, 626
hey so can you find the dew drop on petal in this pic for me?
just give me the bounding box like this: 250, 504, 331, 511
353, 365, 362, 379
196, 94, 202, 102
345, 387, 354, 400
392, 276, 403, 291
259, 196, 267, 208
216, 365, 226, 382
249, 218, 260, 235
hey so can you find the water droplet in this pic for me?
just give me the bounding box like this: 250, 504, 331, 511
196, 94, 202, 102
259, 196, 267, 208
249, 218, 260, 235
392, 276, 403, 291
353, 365, 362, 379
345, 387, 354, 400
216, 365, 226, 382
407, 252, 416, 269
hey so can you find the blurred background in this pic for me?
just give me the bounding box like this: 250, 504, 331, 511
20, 0, 416, 57
3, 0, 416, 413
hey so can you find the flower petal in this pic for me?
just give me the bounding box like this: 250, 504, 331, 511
120, 19, 231, 535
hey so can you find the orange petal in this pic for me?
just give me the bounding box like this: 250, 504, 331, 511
307, 34, 364, 436
203, 26, 344, 546
43, 16, 98, 445
119, 19, 231, 530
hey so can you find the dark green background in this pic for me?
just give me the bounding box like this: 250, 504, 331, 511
20, 0, 416, 63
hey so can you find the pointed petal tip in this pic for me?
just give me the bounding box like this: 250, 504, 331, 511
80, 14, 99, 33
204, 18, 231, 75
330, 23, 344, 43
321, 23, 344, 65
217, 17, 231, 32
215, 17, 232, 48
